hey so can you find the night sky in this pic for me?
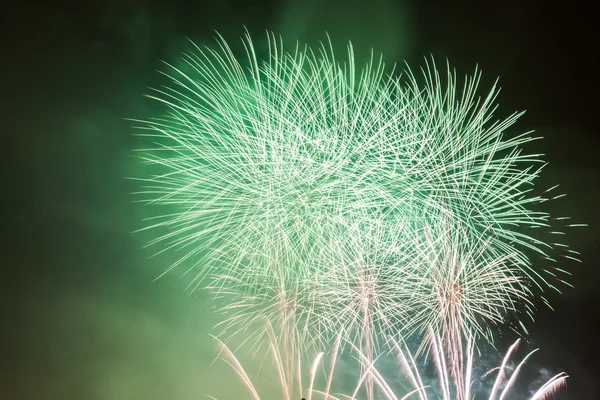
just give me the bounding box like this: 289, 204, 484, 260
3, 0, 599, 399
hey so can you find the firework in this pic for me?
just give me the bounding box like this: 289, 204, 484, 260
391, 213, 533, 381
209, 322, 344, 400
133, 31, 582, 388
373, 331, 569, 400
213, 326, 567, 400
134, 31, 575, 283
208, 219, 536, 399
210, 221, 411, 400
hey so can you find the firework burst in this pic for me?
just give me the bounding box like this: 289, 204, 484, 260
213, 326, 567, 400
133, 31, 583, 381
394, 214, 533, 377
209, 322, 344, 400
376, 331, 568, 400
134, 31, 574, 278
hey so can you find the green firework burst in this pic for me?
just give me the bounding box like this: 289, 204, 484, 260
133, 31, 581, 355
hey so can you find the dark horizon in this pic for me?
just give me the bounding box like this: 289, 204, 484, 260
3, 0, 599, 398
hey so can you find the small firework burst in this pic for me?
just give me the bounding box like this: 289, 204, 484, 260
212, 326, 567, 400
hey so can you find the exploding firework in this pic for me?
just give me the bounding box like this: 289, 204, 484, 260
372, 331, 568, 400
133, 31, 582, 380
209, 217, 536, 397
213, 327, 567, 400
209, 322, 343, 400
210, 221, 411, 399
134, 31, 575, 277
394, 214, 532, 379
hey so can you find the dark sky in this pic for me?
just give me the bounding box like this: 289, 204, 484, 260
2, 0, 599, 399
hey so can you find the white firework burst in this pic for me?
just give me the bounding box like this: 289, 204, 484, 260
211, 326, 568, 400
